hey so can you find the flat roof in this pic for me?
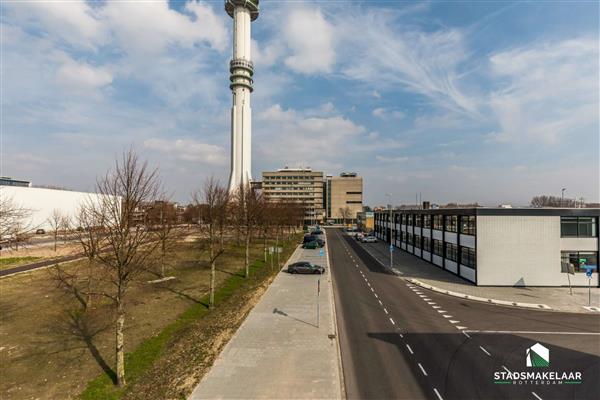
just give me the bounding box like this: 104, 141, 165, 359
374, 208, 600, 217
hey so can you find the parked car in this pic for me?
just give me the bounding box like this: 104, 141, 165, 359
303, 234, 317, 243
311, 229, 323, 235
362, 236, 377, 243
287, 261, 325, 274
354, 232, 364, 241
302, 241, 320, 249
35, 229, 46, 235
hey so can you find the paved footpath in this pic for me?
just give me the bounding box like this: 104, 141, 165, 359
189, 241, 343, 399
360, 236, 599, 313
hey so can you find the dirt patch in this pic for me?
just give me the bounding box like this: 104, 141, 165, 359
0, 238, 274, 400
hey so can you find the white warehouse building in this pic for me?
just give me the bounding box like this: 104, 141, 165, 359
374, 208, 600, 287
1, 185, 111, 231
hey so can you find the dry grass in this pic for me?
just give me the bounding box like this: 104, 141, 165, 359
0, 235, 290, 400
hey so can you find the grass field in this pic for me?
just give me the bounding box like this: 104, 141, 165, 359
0, 233, 301, 400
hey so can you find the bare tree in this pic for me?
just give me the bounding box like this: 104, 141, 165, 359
531, 195, 576, 208
232, 185, 264, 278
81, 149, 161, 387
146, 200, 178, 278
0, 195, 32, 244
339, 206, 352, 226
192, 177, 229, 309
60, 214, 72, 244
48, 209, 64, 252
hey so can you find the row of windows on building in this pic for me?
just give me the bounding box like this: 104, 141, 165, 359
376, 214, 476, 235
560, 217, 597, 238
263, 176, 320, 181
387, 231, 477, 268
266, 186, 318, 191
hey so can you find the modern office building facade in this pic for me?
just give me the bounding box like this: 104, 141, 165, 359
0, 177, 31, 187
374, 208, 599, 287
325, 172, 363, 223
261, 168, 324, 224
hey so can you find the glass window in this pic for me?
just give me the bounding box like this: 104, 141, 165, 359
445, 215, 458, 232
423, 215, 431, 229
414, 235, 421, 248
561, 217, 579, 237
561, 251, 598, 273
578, 217, 597, 237
407, 233, 413, 245
433, 215, 443, 230
460, 216, 476, 235
407, 214, 413, 226
423, 237, 431, 252
445, 243, 458, 261
460, 247, 476, 268
401, 214, 407, 225
401, 231, 407, 243
433, 239, 443, 256
415, 215, 422, 227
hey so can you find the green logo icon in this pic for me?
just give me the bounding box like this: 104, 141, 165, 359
526, 343, 550, 367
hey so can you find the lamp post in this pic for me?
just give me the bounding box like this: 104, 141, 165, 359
561, 188, 566, 207
385, 193, 393, 271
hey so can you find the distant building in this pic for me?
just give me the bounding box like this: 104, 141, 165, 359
262, 167, 324, 224
0, 177, 31, 187
325, 172, 363, 224
374, 207, 599, 287
357, 211, 374, 232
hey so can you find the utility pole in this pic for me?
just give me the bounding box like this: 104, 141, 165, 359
386, 193, 393, 271
561, 188, 566, 207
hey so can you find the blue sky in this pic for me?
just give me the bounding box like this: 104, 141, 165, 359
1, 0, 598, 206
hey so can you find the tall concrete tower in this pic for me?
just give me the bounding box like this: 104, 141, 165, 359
225, 0, 259, 192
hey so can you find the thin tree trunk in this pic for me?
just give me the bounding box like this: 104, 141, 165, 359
161, 240, 165, 277
263, 231, 267, 262
54, 232, 57, 252
116, 297, 126, 386
87, 259, 93, 308
245, 232, 250, 278
275, 228, 280, 268
209, 238, 215, 309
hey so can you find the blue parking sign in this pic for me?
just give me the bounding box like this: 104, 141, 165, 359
389, 245, 394, 252
319, 248, 324, 257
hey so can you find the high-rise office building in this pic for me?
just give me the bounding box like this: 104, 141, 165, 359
325, 172, 363, 224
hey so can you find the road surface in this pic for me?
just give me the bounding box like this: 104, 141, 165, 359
327, 228, 600, 400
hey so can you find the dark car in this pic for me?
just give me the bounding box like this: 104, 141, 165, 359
35, 229, 45, 235
287, 261, 325, 274
302, 241, 320, 249
311, 229, 323, 235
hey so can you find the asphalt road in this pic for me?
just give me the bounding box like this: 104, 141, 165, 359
327, 228, 600, 400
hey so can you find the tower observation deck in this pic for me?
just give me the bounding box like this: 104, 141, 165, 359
225, 0, 259, 192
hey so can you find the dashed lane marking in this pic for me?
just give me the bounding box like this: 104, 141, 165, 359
502, 366, 511, 374
427, 302, 436, 305
432, 306, 441, 309
374, 293, 379, 299
418, 363, 428, 376
456, 326, 468, 330
466, 330, 600, 336
437, 310, 447, 314
383, 308, 388, 314
479, 346, 491, 356
449, 320, 460, 324
433, 388, 444, 400
378, 300, 383, 306
398, 333, 404, 338
389, 318, 395, 325
462, 331, 471, 338
406, 344, 414, 354
443, 315, 452, 318
532, 392, 542, 400
370, 287, 375, 292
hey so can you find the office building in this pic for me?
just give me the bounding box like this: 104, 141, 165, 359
374, 208, 599, 287
261, 168, 324, 224
0, 177, 31, 187
325, 172, 363, 224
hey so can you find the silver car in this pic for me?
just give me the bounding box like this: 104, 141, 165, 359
361, 236, 377, 243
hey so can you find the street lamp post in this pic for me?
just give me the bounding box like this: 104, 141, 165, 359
385, 193, 393, 271
561, 188, 566, 207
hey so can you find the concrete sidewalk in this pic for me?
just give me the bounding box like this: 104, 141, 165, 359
352, 234, 599, 314
189, 243, 343, 399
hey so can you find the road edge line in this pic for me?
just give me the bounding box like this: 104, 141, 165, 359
324, 228, 347, 399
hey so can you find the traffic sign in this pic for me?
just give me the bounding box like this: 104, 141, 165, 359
389, 244, 394, 252
586, 269, 593, 278
319, 248, 324, 257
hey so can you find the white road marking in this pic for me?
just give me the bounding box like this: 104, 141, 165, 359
398, 333, 404, 338
502, 366, 511, 373
532, 392, 542, 400
383, 308, 388, 314
466, 330, 600, 336
462, 331, 471, 338
479, 346, 491, 356
378, 300, 383, 305
422, 298, 431, 301
433, 388, 444, 400
374, 293, 379, 299
432, 306, 441, 309
449, 320, 460, 324
370, 287, 374, 293
443, 315, 452, 318
427, 302, 436, 305
389, 318, 395, 325
437, 310, 447, 314
419, 295, 427, 298
418, 363, 428, 376
456, 326, 468, 330
406, 344, 414, 354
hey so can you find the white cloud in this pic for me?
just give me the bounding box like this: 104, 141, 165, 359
283, 7, 336, 74
56, 58, 113, 90
372, 108, 405, 120
487, 37, 598, 144
144, 138, 227, 165
375, 155, 411, 163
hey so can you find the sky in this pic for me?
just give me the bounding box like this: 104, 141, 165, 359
1, 0, 598, 206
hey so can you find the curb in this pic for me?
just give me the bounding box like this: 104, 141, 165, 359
324, 229, 346, 400
406, 278, 552, 311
